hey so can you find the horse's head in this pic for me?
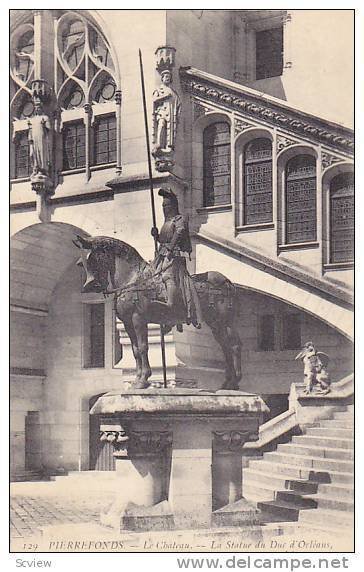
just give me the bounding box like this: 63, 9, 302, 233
73, 235, 116, 293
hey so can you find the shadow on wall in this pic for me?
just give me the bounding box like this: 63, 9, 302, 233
245, 76, 287, 102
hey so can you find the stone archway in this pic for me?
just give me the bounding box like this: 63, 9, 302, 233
10, 221, 90, 478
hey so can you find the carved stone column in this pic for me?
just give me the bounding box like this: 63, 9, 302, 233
99, 416, 173, 531
83, 103, 92, 181
115, 90, 122, 176
211, 426, 260, 527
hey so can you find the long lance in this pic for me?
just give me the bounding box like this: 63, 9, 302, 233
139, 49, 168, 389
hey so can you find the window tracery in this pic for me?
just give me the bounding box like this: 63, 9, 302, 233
285, 155, 317, 244
330, 173, 354, 264
203, 122, 231, 207
243, 138, 273, 225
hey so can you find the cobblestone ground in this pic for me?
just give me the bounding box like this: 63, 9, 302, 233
11, 480, 114, 539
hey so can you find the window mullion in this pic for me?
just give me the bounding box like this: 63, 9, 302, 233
84, 103, 92, 181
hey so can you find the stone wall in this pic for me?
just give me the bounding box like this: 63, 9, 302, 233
175, 289, 353, 396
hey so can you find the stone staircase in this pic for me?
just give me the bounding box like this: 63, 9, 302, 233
243, 404, 354, 531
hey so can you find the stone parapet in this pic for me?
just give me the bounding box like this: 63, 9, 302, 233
90, 388, 269, 417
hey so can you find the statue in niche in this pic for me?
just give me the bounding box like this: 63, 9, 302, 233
295, 341, 331, 395
152, 69, 181, 168
28, 100, 52, 178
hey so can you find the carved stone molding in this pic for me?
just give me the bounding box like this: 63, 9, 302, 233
180, 70, 354, 154
277, 134, 298, 153
234, 118, 254, 136
193, 99, 216, 120
129, 431, 172, 456
322, 152, 343, 170
213, 430, 258, 452
99, 422, 129, 458
99, 419, 172, 458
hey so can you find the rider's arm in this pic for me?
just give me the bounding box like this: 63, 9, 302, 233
166, 215, 185, 256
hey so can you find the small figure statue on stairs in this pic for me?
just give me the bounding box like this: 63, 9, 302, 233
295, 341, 331, 395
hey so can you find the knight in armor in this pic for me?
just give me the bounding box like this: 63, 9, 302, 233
151, 188, 202, 331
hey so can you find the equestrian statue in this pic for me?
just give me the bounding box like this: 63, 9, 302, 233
74, 188, 242, 390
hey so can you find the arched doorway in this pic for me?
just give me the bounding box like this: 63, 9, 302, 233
10, 221, 90, 477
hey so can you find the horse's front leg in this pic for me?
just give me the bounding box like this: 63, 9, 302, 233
132, 312, 152, 389
123, 317, 142, 382
227, 325, 242, 383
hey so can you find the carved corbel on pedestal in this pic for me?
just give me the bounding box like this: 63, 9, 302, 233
213, 430, 259, 453
128, 431, 172, 457
99, 420, 172, 459
99, 421, 130, 458
152, 46, 181, 172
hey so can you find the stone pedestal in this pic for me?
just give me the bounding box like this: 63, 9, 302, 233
90, 388, 268, 532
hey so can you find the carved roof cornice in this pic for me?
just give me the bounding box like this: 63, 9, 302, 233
180, 67, 354, 156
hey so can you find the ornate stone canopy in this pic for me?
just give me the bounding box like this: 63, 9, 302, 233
180, 67, 354, 157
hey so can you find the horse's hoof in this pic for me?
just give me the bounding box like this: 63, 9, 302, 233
133, 380, 150, 390
221, 382, 239, 391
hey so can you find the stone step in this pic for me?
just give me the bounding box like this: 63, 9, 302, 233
318, 483, 354, 499
257, 499, 310, 521
305, 427, 353, 439
247, 460, 354, 484
243, 469, 320, 493
51, 471, 117, 482
265, 452, 353, 473
277, 443, 354, 460
11, 470, 48, 482
276, 490, 353, 512
243, 472, 354, 506
244, 483, 279, 503
298, 508, 354, 527
319, 420, 354, 429
306, 493, 353, 512
292, 435, 353, 450
275, 490, 317, 508
332, 412, 354, 420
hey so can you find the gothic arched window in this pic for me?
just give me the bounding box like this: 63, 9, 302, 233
330, 173, 354, 264
14, 131, 31, 179
10, 11, 121, 183
285, 155, 317, 244
243, 138, 272, 225
203, 122, 231, 207
56, 11, 118, 175
10, 17, 35, 181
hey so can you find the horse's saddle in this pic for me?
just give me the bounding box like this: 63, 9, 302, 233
117, 271, 167, 304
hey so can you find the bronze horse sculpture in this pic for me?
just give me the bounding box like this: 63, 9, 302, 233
74, 235, 242, 390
